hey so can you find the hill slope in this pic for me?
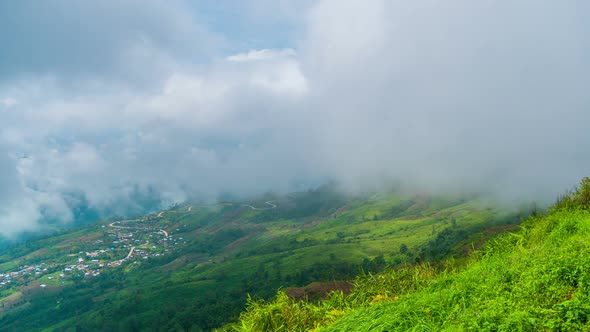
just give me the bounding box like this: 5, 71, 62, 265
228, 178, 590, 331
0, 186, 519, 331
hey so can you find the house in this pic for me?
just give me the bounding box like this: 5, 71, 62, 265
86, 251, 99, 258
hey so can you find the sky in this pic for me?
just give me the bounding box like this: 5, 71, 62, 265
0, 0, 589, 237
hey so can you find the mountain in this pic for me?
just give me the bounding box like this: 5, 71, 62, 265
227, 178, 590, 331
0, 185, 522, 331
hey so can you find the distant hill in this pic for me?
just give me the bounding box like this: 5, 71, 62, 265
0, 185, 524, 331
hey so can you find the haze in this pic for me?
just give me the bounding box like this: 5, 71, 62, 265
1, 0, 589, 237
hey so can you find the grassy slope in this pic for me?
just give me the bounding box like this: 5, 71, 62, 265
0, 188, 517, 331
229, 178, 590, 332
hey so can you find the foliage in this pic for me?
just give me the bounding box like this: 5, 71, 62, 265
0, 187, 518, 331
228, 178, 590, 331
552, 176, 590, 211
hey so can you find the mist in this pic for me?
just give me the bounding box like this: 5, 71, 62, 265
0, 0, 589, 237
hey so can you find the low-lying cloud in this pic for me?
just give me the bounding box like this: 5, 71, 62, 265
0, 0, 589, 237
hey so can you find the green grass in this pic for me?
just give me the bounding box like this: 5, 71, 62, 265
0, 186, 519, 331
324, 210, 590, 331
226, 178, 590, 332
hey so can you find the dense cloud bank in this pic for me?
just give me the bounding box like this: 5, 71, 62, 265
0, 0, 589, 236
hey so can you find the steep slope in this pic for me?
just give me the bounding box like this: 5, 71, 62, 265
229, 178, 590, 331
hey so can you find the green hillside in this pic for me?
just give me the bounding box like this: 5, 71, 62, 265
226, 178, 590, 331
0, 185, 521, 331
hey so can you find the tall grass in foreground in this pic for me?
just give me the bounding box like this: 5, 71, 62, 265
221, 264, 442, 332
222, 178, 590, 332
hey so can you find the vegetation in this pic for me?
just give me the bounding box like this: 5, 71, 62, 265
0, 184, 523, 331
0, 181, 579, 332
225, 178, 590, 331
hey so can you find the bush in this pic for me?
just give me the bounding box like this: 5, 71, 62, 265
226, 177, 590, 332
553, 177, 590, 211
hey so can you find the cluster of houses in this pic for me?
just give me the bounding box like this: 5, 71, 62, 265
0, 264, 49, 287
0, 211, 191, 292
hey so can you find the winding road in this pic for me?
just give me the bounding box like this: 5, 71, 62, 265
110, 200, 279, 230
156, 200, 278, 217
125, 246, 135, 259
241, 200, 278, 211
108, 221, 138, 229
105, 199, 280, 265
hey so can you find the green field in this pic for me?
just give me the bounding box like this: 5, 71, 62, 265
227, 178, 590, 332
0, 185, 522, 331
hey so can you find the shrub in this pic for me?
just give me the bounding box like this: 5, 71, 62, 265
553, 177, 590, 211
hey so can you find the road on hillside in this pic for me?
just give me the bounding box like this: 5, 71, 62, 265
157, 200, 278, 216
241, 200, 278, 211
126, 246, 135, 259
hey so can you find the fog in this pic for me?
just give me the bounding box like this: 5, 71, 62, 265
0, 0, 589, 236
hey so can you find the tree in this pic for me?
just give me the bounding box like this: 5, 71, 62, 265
399, 243, 408, 254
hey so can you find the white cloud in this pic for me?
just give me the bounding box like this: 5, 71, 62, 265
0, 0, 589, 237
226, 48, 296, 62
1, 97, 16, 108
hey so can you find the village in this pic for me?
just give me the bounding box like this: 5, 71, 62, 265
0, 210, 189, 291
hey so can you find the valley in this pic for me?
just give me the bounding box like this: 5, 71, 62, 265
0, 186, 521, 331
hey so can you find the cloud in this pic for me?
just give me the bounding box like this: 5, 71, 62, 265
226, 49, 296, 62
1, 97, 17, 108
0, 0, 224, 84
299, 0, 590, 200
0, 0, 589, 236
0, 146, 72, 237
0, 45, 313, 236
